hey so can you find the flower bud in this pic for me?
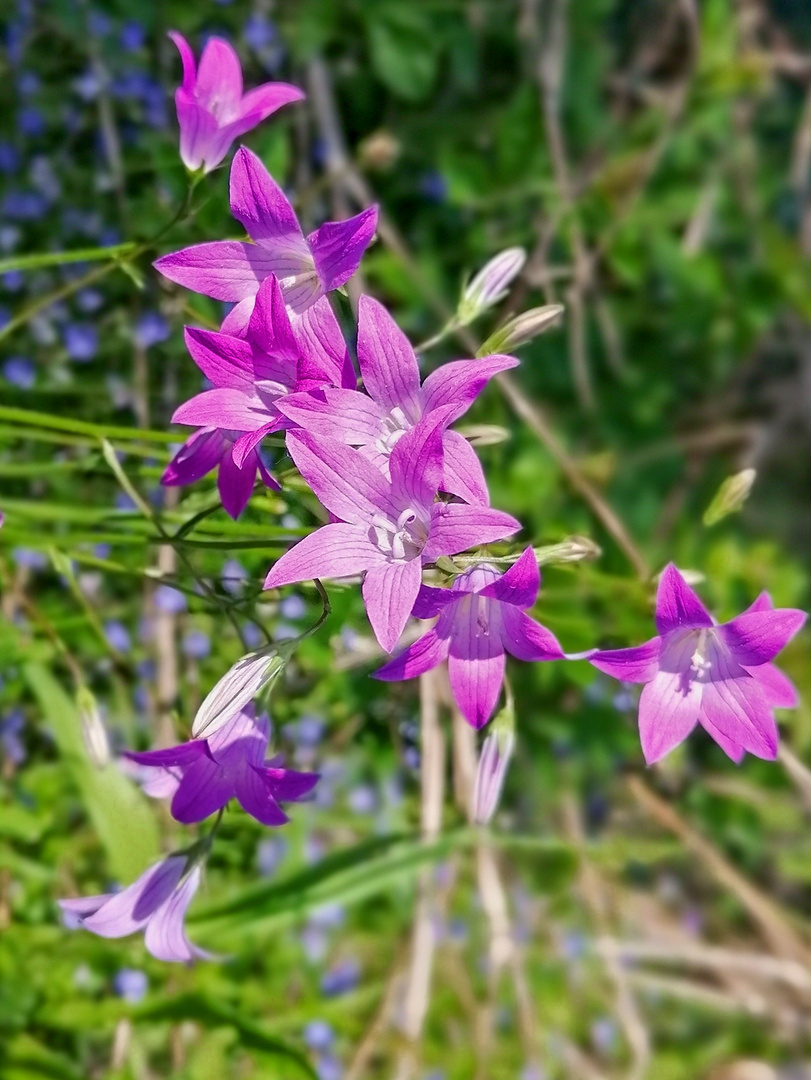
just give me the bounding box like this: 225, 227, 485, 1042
534, 536, 602, 566
703, 468, 756, 527
77, 687, 110, 769
477, 304, 564, 356
192, 648, 285, 739
458, 248, 527, 325
472, 705, 515, 825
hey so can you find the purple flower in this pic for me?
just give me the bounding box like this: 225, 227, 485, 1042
256, 835, 288, 876
125, 704, 318, 826
589, 564, 807, 764
167, 31, 304, 174
162, 426, 278, 520
472, 723, 515, 823
304, 1020, 334, 1052
375, 548, 562, 727
63, 322, 98, 362
155, 147, 378, 330
154, 584, 187, 614
170, 274, 352, 468
120, 21, 146, 52
277, 295, 517, 504
321, 958, 360, 997
104, 619, 132, 654
113, 968, 148, 1003
182, 629, 211, 660
3, 356, 35, 388
60, 855, 210, 963
264, 417, 520, 652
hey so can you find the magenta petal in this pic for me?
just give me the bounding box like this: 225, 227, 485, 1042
264, 523, 380, 588
373, 626, 450, 681
220, 297, 255, 337
356, 295, 421, 414
479, 547, 539, 608
168, 31, 196, 94
308, 205, 378, 293
162, 428, 226, 486
700, 669, 778, 760
388, 411, 446, 509
655, 564, 713, 635
229, 147, 306, 249
144, 864, 210, 963
742, 591, 773, 615
231, 425, 279, 470
362, 559, 423, 653
234, 764, 289, 825
700, 715, 746, 763
277, 388, 386, 443
412, 584, 457, 620
286, 430, 394, 525
82, 857, 186, 938
638, 670, 701, 764
173, 388, 269, 431
184, 326, 255, 389
196, 37, 243, 109
448, 647, 506, 730
207, 703, 269, 766
718, 608, 807, 668
155, 241, 276, 303
218, 451, 257, 519
263, 766, 320, 801
420, 354, 518, 422
247, 274, 299, 358
745, 661, 797, 709
171, 759, 234, 823
124, 741, 210, 769
239, 82, 305, 121
589, 637, 661, 684
440, 430, 489, 505
501, 608, 563, 661
423, 504, 520, 561
294, 297, 354, 388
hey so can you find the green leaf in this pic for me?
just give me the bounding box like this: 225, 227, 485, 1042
23, 664, 160, 882
366, 7, 440, 102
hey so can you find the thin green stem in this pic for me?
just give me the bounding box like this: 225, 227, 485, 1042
0, 242, 137, 275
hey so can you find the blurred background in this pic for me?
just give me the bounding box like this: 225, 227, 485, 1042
2, 1, 811, 1078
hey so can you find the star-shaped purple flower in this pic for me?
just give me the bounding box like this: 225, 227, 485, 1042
155, 147, 378, 332
263, 415, 521, 652
589, 563, 806, 764
276, 294, 517, 504
168, 32, 304, 174
374, 547, 563, 727
162, 425, 276, 519
124, 704, 318, 826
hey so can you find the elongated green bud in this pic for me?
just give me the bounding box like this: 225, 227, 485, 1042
477, 304, 564, 357
458, 248, 527, 325
703, 468, 756, 527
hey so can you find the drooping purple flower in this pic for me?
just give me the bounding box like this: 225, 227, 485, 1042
167, 32, 304, 174
375, 547, 562, 727
155, 147, 378, 330
277, 295, 517, 504
170, 274, 352, 468
263, 417, 521, 652
589, 564, 807, 764
125, 704, 318, 826
162, 425, 278, 519
59, 855, 210, 963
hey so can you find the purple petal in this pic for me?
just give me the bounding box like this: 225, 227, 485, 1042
234, 764, 289, 826
196, 37, 243, 109
745, 662, 797, 709
231, 425, 281, 471
286, 430, 393, 525
719, 608, 806, 668
362, 559, 423, 653
500, 608, 563, 661
478, 547, 539, 609
423, 504, 520, 561
247, 274, 299, 360
412, 584, 457, 620
229, 147, 307, 250
264, 523, 381, 588
373, 626, 450, 681
171, 758, 234, 823
355, 295, 421, 415
263, 766, 320, 801
655, 564, 713, 635
308, 206, 379, 294
388, 410, 447, 509
144, 864, 210, 963
440, 429, 489, 505
217, 451, 257, 519
589, 638, 662, 684
238, 82, 305, 123
173, 387, 269, 430
124, 740, 210, 769
448, 640, 506, 731
420, 354, 518, 422
207, 703, 269, 765
174, 99, 231, 173
700, 665, 778, 760
82, 857, 186, 938
162, 428, 225, 486
220, 296, 255, 337
59, 894, 112, 921
638, 670, 701, 764
168, 31, 196, 94
183, 326, 255, 389
276, 388, 387, 443
294, 297, 354, 388
154, 241, 277, 303
700, 715, 746, 763
742, 591, 773, 615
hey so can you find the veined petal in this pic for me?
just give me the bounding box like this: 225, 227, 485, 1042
235, 765, 289, 826
478, 547, 539, 608
294, 297, 354, 388
231, 424, 282, 471
745, 662, 798, 709
356, 294, 421, 415
308, 206, 379, 294
638, 670, 701, 764
184, 326, 255, 389
700, 715, 746, 763
447, 603, 506, 730
230, 147, 306, 249
124, 741, 210, 769
220, 296, 255, 337
192, 650, 281, 739
588, 637, 661, 684
276, 388, 387, 443
264, 523, 381, 588
238, 82, 305, 122
247, 274, 299, 361
388, 410, 447, 510
373, 626, 450, 681
655, 563, 713, 635
500, 608, 563, 661
412, 584, 457, 620
423, 504, 520, 561
718, 608, 806, 668
217, 450, 257, 519
162, 428, 225, 487
207, 703, 269, 765
82, 857, 186, 938
263, 766, 320, 801
155, 241, 276, 303
700, 662, 778, 760
171, 758, 234, 823
144, 865, 210, 963
196, 37, 243, 111
440, 430, 489, 505
420, 354, 518, 422
173, 95, 221, 173
362, 559, 423, 653
286, 430, 394, 524
173, 387, 270, 431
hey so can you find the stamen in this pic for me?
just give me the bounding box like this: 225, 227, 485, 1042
690, 629, 712, 676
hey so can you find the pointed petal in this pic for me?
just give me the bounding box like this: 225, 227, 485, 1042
373, 626, 450, 681
388, 410, 447, 509
423, 504, 520, 561
155, 241, 276, 303
184, 326, 255, 388
655, 564, 713, 635
276, 388, 387, 443
220, 296, 255, 337
588, 637, 662, 684
144, 865, 210, 962
173, 95, 222, 173
207, 703, 269, 765
170, 758, 234, 823
196, 37, 243, 109
217, 451, 257, 519
59, 895, 112, 920
168, 31, 196, 94
440, 429, 489, 504
308, 205, 378, 294
478, 547, 539, 608
742, 591, 774, 615
700, 664, 778, 760
286, 430, 393, 524
124, 740, 210, 769
638, 670, 701, 764
229, 146, 307, 252
192, 651, 280, 739
420, 354, 518, 422
412, 584, 457, 620
238, 82, 305, 122
247, 274, 299, 360
700, 715, 746, 763
173, 387, 269, 431
264, 523, 381, 588
745, 662, 797, 709
235, 764, 289, 825
719, 608, 806, 667
294, 296, 354, 388
82, 857, 186, 938
501, 608, 563, 661
263, 766, 320, 801
356, 294, 421, 414
362, 559, 423, 653
162, 428, 225, 486
448, 637, 506, 729
231, 425, 282, 473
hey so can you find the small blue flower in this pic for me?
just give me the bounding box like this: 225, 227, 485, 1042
0, 710, 26, 765
63, 323, 98, 362
104, 620, 131, 654
280, 594, 307, 621
0, 142, 20, 174
134, 310, 169, 349
113, 968, 148, 1003
3, 356, 35, 388
154, 585, 187, 614
221, 559, 248, 596
243, 14, 276, 51
315, 1056, 343, 1080
320, 958, 360, 997
18, 106, 45, 138
303, 1020, 334, 1052
75, 288, 104, 314
419, 171, 448, 203
256, 836, 288, 877
120, 20, 146, 52
13, 548, 47, 570
181, 629, 211, 660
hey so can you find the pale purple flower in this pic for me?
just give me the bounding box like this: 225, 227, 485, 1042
589, 564, 807, 764
113, 968, 148, 1003
59, 855, 210, 963
263, 417, 521, 652
170, 274, 352, 469
162, 425, 278, 520
473, 724, 515, 823
321, 958, 360, 997
155, 147, 378, 330
277, 295, 517, 504
167, 31, 304, 174
182, 629, 211, 660
375, 548, 562, 727
63, 322, 98, 362
304, 1020, 334, 1052
125, 704, 318, 826
154, 584, 187, 614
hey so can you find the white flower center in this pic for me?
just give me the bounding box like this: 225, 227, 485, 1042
689, 628, 713, 678
374, 406, 411, 455
370, 508, 427, 562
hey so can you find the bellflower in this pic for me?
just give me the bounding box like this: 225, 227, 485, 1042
589, 564, 807, 764
277, 295, 517, 504
168, 32, 304, 174
374, 548, 563, 727
263, 418, 521, 652
59, 855, 210, 963
162, 425, 278, 519
125, 704, 318, 826
171, 274, 352, 470
155, 147, 378, 332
